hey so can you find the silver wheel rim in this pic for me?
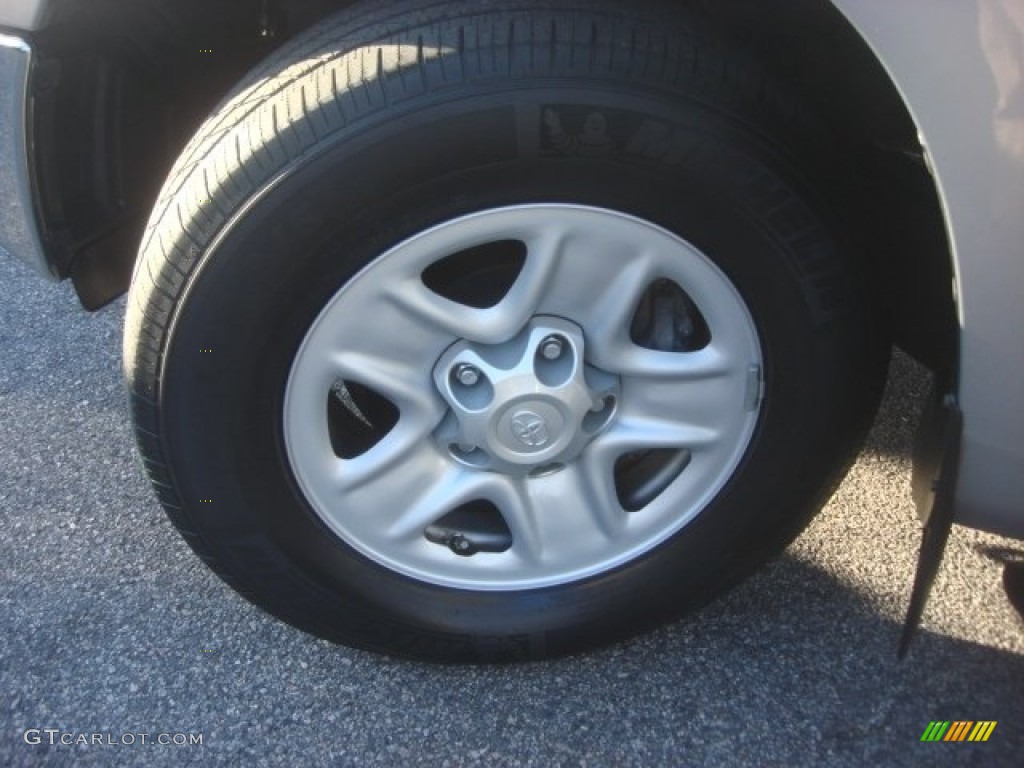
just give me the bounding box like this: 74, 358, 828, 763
284, 205, 763, 590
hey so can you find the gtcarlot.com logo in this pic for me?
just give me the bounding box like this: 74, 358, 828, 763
920, 721, 997, 743
23, 729, 203, 747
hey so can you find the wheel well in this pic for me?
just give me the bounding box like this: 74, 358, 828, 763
30, 0, 954, 376
28, 0, 352, 307
695, 0, 956, 378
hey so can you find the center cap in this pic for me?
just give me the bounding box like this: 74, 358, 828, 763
497, 401, 566, 455
432, 316, 619, 474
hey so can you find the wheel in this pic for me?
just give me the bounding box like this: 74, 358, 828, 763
124, 0, 885, 661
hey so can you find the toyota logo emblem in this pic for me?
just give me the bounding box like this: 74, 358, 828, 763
511, 411, 550, 448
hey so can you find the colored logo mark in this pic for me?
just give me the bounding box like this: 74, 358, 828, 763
920, 721, 997, 742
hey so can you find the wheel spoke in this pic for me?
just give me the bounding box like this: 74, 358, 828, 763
598, 338, 735, 379
329, 348, 443, 426
613, 344, 752, 439
563, 451, 629, 538
542, 250, 654, 371
483, 226, 565, 341
383, 465, 496, 541
335, 419, 444, 502
482, 476, 545, 564
383, 230, 562, 345
485, 467, 626, 566
329, 271, 457, 376
596, 416, 719, 454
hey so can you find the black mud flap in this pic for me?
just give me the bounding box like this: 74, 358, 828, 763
899, 387, 963, 658
70, 215, 144, 311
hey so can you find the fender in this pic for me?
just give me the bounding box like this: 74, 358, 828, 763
832, 0, 1024, 538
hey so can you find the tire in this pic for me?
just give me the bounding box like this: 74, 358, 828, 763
124, 0, 886, 661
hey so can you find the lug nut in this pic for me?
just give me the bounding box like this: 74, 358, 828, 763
454, 364, 480, 386
540, 336, 564, 360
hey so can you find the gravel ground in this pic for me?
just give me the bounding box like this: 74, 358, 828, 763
1, 253, 1022, 767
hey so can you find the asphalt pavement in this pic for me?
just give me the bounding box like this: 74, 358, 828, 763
1, 253, 1022, 767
